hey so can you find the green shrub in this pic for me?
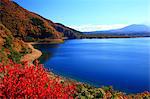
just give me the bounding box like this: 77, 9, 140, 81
21, 47, 30, 55
0, 47, 7, 62
4, 36, 12, 48
26, 36, 35, 42
30, 17, 44, 26
75, 84, 104, 98
3, 36, 23, 63
8, 47, 22, 63
102, 86, 113, 91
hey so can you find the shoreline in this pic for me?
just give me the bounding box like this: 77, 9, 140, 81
80, 36, 150, 39
21, 37, 150, 62
27, 39, 64, 45
21, 43, 42, 63
27, 36, 150, 45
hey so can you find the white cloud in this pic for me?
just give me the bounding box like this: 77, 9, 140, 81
69, 24, 129, 32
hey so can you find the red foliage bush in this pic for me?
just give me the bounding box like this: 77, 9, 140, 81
0, 60, 76, 98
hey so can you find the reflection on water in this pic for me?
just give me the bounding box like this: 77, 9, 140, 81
34, 44, 59, 63
38, 52, 52, 63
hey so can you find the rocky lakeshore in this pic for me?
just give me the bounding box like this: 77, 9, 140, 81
21, 43, 42, 63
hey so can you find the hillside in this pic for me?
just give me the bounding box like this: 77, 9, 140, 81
33, 13, 82, 39
0, 23, 31, 63
0, 0, 82, 42
31, 12, 83, 39
54, 23, 82, 39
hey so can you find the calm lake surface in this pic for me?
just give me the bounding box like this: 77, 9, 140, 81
34, 38, 150, 93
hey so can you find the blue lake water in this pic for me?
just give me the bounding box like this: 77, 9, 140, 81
34, 38, 150, 93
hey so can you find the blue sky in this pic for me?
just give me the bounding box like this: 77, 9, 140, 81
14, 0, 150, 31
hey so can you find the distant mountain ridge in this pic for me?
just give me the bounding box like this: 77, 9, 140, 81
84, 24, 150, 37
119, 24, 150, 33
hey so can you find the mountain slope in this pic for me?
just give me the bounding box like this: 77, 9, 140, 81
31, 12, 83, 39
0, 23, 31, 62
54, 23, 82, 39
1, 0, 62, 41
0, 0, 82, 42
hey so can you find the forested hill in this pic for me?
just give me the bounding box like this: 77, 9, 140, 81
0, 0, 82, 42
